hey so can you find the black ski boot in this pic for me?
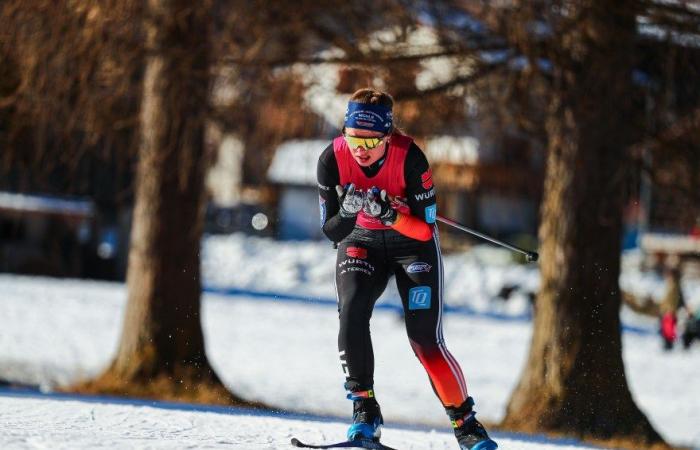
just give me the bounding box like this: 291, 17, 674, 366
446, 397, 497, 450
345, 382, 383, 441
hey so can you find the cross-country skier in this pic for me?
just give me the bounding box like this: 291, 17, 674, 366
317, 88, 498, 450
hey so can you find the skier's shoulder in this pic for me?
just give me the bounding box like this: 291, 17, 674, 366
318, 142, 339, 187
404, 142, 430, 177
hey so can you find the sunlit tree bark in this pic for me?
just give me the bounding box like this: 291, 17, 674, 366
502, 3, 667, 448
91, 0, 245, 404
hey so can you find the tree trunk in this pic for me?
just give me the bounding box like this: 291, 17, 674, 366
82, 0, 246, 405
502, 3, 667, 448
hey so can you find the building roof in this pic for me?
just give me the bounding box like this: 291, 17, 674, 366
0, 191, 94, 217
267, 140, 328, 186
422, 135, 483, 165
268, 135, 485, 186
641, 232, 700, 255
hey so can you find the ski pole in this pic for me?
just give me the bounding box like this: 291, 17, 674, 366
436, 215, 539, 262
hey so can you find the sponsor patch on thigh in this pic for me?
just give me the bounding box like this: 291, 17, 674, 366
408, 286, 431, 310
406, 262, 432, 273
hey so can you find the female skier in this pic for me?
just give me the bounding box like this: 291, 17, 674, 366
317, 88, 498, 450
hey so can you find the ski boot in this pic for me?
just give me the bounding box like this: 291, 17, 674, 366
447, 397, 498, 450
345, 383, 383, 442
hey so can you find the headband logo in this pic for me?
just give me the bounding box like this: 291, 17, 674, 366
344, 101, 393, 133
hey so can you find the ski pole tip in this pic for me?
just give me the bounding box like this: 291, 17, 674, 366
526, 252, 539, 262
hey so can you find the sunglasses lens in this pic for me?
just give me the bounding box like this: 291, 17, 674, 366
364, 138, 381, 149
344, 136, 383, 150
344, 136, 361, 149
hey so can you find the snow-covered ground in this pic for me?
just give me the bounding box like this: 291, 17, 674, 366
1, 233, 699, 449
201, 233, 542, 314
201, 233, 700, 325
0, 391, 601, 450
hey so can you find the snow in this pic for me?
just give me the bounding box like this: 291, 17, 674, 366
637, 18, 700, 49
641, 232, 700, 254
0, 191, 94, 216
1, 233, 700, 449
0, 393, 599, 450
200, 234, 699, 324
201, 234, 542, 317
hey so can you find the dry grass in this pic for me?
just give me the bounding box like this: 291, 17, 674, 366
66, 370, 267, 410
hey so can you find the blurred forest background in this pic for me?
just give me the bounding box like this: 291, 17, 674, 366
2, 1, 699, 279
1, 1, 699, 449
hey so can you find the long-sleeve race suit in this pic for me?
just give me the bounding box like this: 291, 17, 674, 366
317, 139, 469, 408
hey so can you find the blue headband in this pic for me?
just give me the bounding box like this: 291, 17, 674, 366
344, 101, 393, 133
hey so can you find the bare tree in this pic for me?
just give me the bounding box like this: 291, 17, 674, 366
1, 0, 249, 404
491, 2, 666, 448
4, 1, 694, 428
84, 0, 251, 403
423, 1, 700, 447
0, 1, 142, 177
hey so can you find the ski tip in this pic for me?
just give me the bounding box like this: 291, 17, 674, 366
290, 437, 302, 447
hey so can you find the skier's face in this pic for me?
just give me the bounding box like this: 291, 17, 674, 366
344, 128, 387, 167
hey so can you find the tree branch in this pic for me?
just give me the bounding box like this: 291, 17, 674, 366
392, 60, 508, 101
629, 106, 700, 156
219, 44, 508, 68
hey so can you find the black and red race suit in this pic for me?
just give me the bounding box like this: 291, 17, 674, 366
317, 133, 469, 408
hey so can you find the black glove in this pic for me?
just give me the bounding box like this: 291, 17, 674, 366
363, 187, 398, 226
336, 184, 364, 219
